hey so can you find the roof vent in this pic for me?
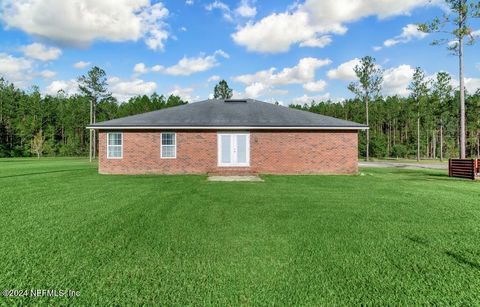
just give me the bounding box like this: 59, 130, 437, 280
224, 99, 247, 103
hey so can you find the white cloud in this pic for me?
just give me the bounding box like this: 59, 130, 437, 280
180, 26, 187, 32
39, 70, 56, 78
243, 83, 288, 98
208, 75, 220, 82
108, 77, 157, 102
293, 93, 331, 104
206, 1, 229, 11
186, 0, 194, 5
232, 0, 435, 53
0, 53, 33, 86
234, 57, 330, 98
465, 78, 480, 93
244, 82, 267, 97
302, 0, 435, 26
20, 43, 61, 61
214, 49, 230, 59
1, 1, 170, 51
140, 3, 170, 51
45, 79, 78, 96
373, 46, 383, 51
169, 85, 199, 102
151, 65, 164, 72
132, 63, 164, 74
327, 58, 361, 81
382, 24, 428, 48
447, 76, 480, 93
231, 90, 245, 99
299, 35, 332, 48
476, 63, 480, 71
73, 61, 91, 69
328, 58, 418, 97
164, 50, 229, 76
383, 64, 416, 96
234, 57, 331, 86
205, 1, 232, 21
133, 63, 148, 74
235, 0, 256, 18
232, 11, 319, 53
303, 80, 327, 92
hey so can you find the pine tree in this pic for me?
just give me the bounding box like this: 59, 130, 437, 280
348, 56, 383, 161
213, 80, 233, 99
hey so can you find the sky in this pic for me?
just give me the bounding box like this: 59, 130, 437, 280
0, 0, 479, 105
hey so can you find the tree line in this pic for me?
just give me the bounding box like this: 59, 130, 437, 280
0, 69, 187, 158
291, 67, 480, 159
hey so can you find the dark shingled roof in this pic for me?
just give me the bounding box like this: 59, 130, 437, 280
88, 99, 367, 129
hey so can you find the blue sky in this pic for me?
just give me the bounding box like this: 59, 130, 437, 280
0, 0, 479, 104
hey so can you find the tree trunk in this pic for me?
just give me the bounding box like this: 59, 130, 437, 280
477, 130, 480, 158
417, 111, 420, 162
440, 122, 444, 161
406, 124, 408, 144
365, 96, 369, 161
387, 122, 391, 157
393, 119, 396, 146
93, 101, 96, 160
426, 133, 429, 159
432, 129, 436, 159
459, 7, 466, 159
89, 99, 93, 162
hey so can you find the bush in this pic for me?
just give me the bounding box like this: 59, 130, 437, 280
370, 135, 387, 158
391, 144, 408, 158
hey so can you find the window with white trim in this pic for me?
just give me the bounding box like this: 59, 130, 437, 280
161, 132, 176, 158
107, 132, 122, 159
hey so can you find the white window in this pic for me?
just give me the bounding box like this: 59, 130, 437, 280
107, 132, 122, 159
161, 132, 176, 158
217, 133, 250, 167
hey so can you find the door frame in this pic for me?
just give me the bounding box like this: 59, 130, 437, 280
217, 132, 250, 167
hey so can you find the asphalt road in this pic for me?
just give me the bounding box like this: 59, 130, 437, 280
359, 161, 448, 170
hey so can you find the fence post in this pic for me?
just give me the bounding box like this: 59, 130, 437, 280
448, 159, 452, 177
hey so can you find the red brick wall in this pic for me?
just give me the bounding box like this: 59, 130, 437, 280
98, 130, 358, 175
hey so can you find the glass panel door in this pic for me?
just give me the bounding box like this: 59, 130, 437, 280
218, 133, 249, 167
235, 134, 247, 164
220, 135, 231, 164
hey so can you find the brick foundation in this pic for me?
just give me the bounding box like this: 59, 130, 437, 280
98, 130, 358, 175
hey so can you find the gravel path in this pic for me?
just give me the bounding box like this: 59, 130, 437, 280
359, 161, 448, 170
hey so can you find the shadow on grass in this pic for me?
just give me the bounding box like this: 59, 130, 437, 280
395, 171, 460, 182
405, 235, 480, 270
0, 168, 90, 179
405, 235, 429, 246
445, 251, 480, 270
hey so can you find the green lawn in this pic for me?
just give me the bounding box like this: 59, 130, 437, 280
1, 158, 479, 305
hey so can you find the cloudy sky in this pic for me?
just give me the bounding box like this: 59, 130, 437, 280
0, 0, 479, 104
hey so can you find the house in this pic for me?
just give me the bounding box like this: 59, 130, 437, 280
87, 99, 368, 175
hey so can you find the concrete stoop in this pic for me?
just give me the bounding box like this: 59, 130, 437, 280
207, 175, 264, 182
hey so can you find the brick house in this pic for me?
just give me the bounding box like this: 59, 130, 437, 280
88, 99, 368, 175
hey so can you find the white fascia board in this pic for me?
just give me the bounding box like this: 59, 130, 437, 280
86, 126, 368, 130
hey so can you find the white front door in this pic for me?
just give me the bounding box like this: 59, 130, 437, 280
218, 133, 250, 167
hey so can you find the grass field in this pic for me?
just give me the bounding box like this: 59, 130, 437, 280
1, 158, 479, 305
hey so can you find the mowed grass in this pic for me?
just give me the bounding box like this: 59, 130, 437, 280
0, 158, 479, 305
